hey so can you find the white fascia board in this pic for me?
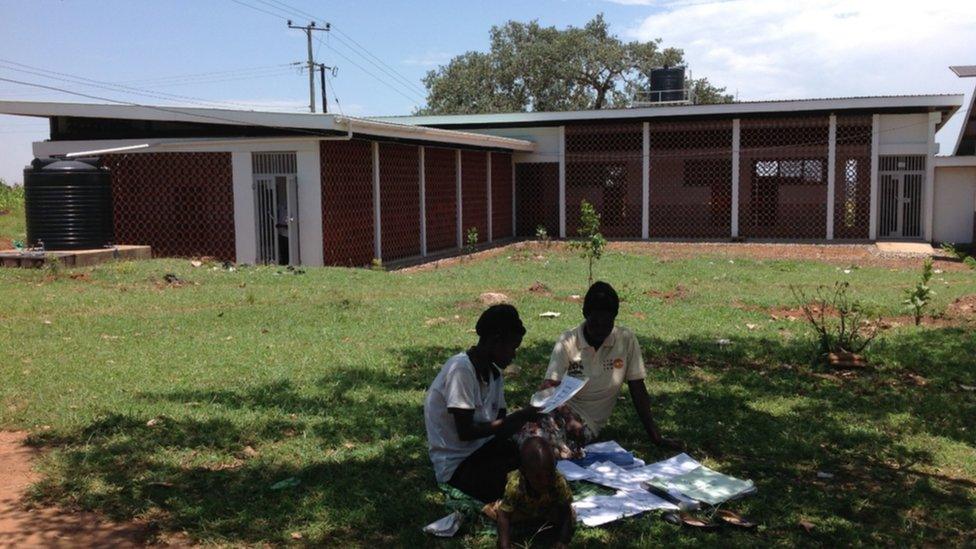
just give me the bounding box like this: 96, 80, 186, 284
0, 100, 534, 152
32, 136, 321, 158
935, 156, 976, 167
370, 95, 965, 127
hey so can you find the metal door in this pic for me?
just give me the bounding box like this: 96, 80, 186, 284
878, 156, 925, 239
285, 175, 301, 265
254, 176, 278, 264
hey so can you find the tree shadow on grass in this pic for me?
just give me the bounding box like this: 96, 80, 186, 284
23, 328, 976, 546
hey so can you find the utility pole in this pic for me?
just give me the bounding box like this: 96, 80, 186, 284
287, 19, 329, 113
316, 63, 338, 113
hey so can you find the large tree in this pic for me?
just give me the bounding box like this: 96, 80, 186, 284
418, 15, 732, 115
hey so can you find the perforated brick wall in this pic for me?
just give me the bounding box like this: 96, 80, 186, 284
491, 152, 513, 240
424, 147, 458, 253
379, 143, 421, 261
461, 150, 488, 244
321, 139, 374, 266
102, 152, 235, 260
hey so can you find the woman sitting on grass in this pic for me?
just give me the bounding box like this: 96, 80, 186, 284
423, 304, 541, 503
518, 281, 680, 458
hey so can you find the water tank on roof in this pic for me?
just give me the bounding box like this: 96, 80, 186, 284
649, 66, 686, 102
24, 157, 114, 250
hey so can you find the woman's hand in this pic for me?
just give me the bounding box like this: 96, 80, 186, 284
539, 379, 561, 390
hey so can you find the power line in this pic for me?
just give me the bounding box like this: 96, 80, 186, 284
257, 0, 425, 95
118, 63, 300, 86
0, 75, 349, 138
227, 0, 290, 21
0, 58, 291, 111
315, 36, 424, 105
225, 0, 427, 104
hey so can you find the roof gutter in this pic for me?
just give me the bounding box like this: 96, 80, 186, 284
334, 115, 534, 152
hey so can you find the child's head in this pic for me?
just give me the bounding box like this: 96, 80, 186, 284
519, 437, 556, 491
475, 304, 526, 368
582, 281, 619, 341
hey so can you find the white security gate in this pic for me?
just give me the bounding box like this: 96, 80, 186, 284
878, 156, 925, 239
252, 153, 300, 265
254, 176, 279, 264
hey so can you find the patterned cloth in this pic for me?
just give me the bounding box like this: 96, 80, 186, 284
491, 469, 573, 523
515, 405, 595, 460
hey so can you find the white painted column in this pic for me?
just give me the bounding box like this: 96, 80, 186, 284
296, 147, 324, 266
924, 111, 939, 241
511, 159, 517, 237
558, 125, 567, 239
731, 119, 741, 238
419, 146, 427, 257
372, 141, 382, 261
826, 114, 837, 240
231, 152, 257, 264
642, 122, 650, 240
869, 114, 881, 240
456, 149, 463, 249
486, 151, 493, 242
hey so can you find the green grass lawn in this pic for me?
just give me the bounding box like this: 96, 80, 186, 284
1, 247, 974, 546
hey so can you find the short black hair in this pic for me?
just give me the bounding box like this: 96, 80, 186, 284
475, 304, 526, 341
583, 281, 619, 317
520, 436, 555, 472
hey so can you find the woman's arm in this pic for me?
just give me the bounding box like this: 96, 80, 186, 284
449, 407, 537, 442
496, 509, 512, 549
554, 502, 575, 548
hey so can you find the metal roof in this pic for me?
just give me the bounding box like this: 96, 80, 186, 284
370, 94, 964, 128
950, 66, 976, 78
0, 100, 535, 152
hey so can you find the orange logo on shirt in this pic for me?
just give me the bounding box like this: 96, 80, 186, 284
613, 358, 624, 369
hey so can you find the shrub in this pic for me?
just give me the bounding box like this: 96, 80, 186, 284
535, 224, 551, 248
903, 258, 935, 326
568, 200, 606, 286
464, 227, 479, 256
0, 181, 25, 213
790, 282, 881, 360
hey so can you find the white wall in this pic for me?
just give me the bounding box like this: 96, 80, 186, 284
878, 113, 930, 155
933, 166, 976, 244
469, 127, 561, 164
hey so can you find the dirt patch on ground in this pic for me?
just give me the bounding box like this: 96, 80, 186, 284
0, 237, 12, 251
608, 241, 969, 271
645, 284, 689, 302
945, 294, 976, 320
398, 241, 970, 273
0, 431, 179, 547
527, 281, 552, 295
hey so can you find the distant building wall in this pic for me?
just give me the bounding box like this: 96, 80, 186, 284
933, 166, 976, 244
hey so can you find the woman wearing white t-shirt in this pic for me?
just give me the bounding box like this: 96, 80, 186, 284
423, 305, 540, 503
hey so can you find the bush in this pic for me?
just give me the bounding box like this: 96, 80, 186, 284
903, 258, 935, 326
790, 282, 881, 360
0, 181, 25, 213
568, 200, 606, 286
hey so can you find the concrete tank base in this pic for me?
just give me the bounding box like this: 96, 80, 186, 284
0, 245, 151, 268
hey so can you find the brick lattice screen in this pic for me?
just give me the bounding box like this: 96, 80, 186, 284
491, 152, 513, 240
321, 139, 374, 266
102, 152, 235, 260
461, 150, 488, 244
424, 147, 458, 253
379, 143, 421, 261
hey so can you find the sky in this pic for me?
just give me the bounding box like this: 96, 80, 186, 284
0, 0, 974, 185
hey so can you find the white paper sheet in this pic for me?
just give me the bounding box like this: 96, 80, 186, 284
579, 454, 701, 508
532, 375, 587, 413
573, 490, 678, 527
556, 460, 595, 481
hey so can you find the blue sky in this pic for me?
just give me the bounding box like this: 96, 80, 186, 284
1, 0, 974, 184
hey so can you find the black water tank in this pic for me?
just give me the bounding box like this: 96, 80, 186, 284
649, 67, 685, 102
24, 158, 114, 250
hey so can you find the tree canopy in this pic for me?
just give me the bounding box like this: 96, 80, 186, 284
418, 15, 732, 115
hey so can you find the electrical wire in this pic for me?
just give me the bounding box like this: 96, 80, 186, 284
0, 59, 298, 111
314, 36, 424, 105
0, 75, 346, 138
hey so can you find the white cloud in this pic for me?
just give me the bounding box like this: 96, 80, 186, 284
624, 0, 976, 101
402, 52, 453, 68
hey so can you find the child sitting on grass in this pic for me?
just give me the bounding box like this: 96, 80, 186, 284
485, 437, 575, 549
